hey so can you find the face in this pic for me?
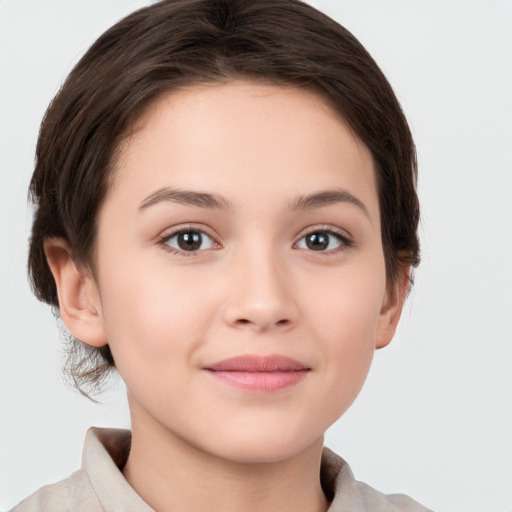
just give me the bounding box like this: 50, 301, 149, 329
89, 81, 402, 463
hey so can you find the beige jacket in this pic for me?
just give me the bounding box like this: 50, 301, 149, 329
12, 428, 432, 512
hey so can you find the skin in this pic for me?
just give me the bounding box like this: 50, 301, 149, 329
45, 81, 408, 512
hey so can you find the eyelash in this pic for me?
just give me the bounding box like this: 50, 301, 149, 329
294, 225, 353, 253
157, 225, 353, 256
157, 226, 220, 257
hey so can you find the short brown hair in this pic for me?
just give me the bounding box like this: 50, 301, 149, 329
28, 0, 420, 397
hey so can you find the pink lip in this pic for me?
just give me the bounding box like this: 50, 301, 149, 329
204, 355, 310, 392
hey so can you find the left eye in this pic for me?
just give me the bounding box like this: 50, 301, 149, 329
164, 230, 216, 252
295, 231, 344, 251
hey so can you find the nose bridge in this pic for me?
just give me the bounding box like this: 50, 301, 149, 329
223, 236, 297, 331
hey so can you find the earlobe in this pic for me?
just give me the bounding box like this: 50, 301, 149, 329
44, 238, 108, 348
375, 267, 411, 349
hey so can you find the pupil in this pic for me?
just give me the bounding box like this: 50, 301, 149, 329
306, 232, 328, 250
178, 232, 201, 251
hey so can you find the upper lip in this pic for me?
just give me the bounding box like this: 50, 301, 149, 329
204, 354, 310, 372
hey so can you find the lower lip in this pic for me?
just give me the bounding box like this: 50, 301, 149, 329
206, 370, 309, 391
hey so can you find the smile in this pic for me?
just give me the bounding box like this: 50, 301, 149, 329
203, 354, 311, 392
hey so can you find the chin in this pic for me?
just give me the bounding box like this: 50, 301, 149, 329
201, 426, 325, 465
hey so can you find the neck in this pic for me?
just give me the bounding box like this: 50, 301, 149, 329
123, 406, 329, 512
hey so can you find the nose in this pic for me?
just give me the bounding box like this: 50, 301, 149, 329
222, 246, 299, 333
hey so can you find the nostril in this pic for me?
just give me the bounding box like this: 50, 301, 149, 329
233, 318, 290, 328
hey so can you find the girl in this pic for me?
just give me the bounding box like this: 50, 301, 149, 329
7, 0, 432, 510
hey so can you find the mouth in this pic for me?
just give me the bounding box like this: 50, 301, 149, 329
203, 354, 311, 392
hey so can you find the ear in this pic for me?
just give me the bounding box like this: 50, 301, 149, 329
375, 266, 411, 349
44, 238, 108, 347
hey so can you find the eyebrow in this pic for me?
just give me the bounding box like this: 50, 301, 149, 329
139, 187, 231, 211
290, 189, 370, 218
139, 186, 369, 218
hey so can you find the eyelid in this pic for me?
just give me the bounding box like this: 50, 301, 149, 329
157, 224, 221, 255
293, 225, 354, 251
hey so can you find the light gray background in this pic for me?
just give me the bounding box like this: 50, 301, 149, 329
1, 1, 511, 510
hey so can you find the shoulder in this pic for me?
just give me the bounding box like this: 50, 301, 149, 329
10, 469, 102, 512
11, 428, 153, 512
357, 481, 433, 512
322, 447, 433, 512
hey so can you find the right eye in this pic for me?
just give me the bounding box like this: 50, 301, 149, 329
161, 230, 216, 254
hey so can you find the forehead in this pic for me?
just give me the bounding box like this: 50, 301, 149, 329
107, 80, 378, 217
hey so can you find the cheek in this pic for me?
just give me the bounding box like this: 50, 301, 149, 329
301, 255, 386, 394
97, 259, 219, 372
304, 253, 386, 341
